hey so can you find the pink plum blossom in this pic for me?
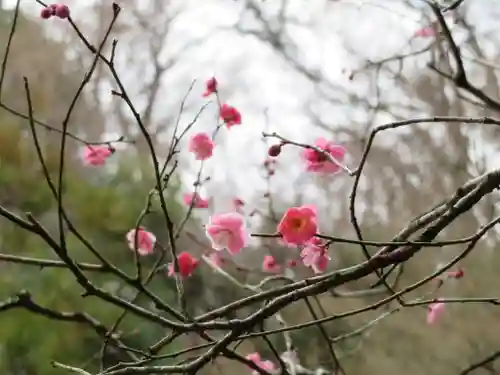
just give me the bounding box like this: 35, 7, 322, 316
83, 145, 114, 166
277, 204, 318, 245
188, 132, 215, 160
202, 77, 218, 97
300, 237, 330, 273
302, 137, 345, 174
126, 228, 156, 256
220, 104, 242, 128
205, 212, 248, 254
168, 251, 199, 279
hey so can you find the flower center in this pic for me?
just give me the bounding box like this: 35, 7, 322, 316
313, 150, 328, 162
290, 218, 304, 231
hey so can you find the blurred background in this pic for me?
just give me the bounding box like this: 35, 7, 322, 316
1, 0, 500, 374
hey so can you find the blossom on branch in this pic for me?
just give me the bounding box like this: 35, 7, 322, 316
202, 77, 218, 97
302, 137, 346, 174
83, 145, 114, 166
278, 204, 318, 245
220, 104, 242, 128
126, 228, 156, 256
168, 252, 199, 278
188, 132, 214, 160
205, 212, 248, 254
300, 237, 330, 273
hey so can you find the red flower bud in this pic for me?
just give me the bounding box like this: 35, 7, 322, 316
268, 144, 282, 157
40, 7, 53, 19
55, 4, 70, 19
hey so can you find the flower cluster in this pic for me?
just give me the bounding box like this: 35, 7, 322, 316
121, 77, 349, 284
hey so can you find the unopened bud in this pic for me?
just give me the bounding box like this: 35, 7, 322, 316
268, 144, 282, 157
55, 4, 70, 19
40, 7, 53, 19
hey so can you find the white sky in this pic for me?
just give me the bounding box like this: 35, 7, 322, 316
3, 0, 499, 218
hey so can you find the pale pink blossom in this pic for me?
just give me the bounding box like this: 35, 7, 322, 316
183, 192, 209, 208
188, 132, 215, 160
277, 204, 318, 245
205, 212, 248, 254
168, 251, 199, 278
301, 138, 345, 174
262, 255, 280, 273
427, 301, 445, 324
245, 352, 276, 375
83, 145, 114, 166
126, 228, 156, 256
300, 237, 330, 273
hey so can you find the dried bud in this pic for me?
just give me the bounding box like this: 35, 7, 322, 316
268, 144, 282, 157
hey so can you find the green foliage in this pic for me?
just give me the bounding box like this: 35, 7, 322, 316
0, 119, 186, 373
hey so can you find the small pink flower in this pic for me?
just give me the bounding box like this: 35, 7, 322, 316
205, 212, 248, 254
168, 251, 199, 278
302, 138, 345, 174
300, 237, 329, 273
278, 204, 318, 245
245, 352, 276, 375
427, 301, 445, 324
83, 145, 114, 166
126, 228, 156, 256
220, 104, 242, 128
202, 77, 218, 97
188, 132, 215, 160
263, 255, 280, 273
183, 192, 209, 208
